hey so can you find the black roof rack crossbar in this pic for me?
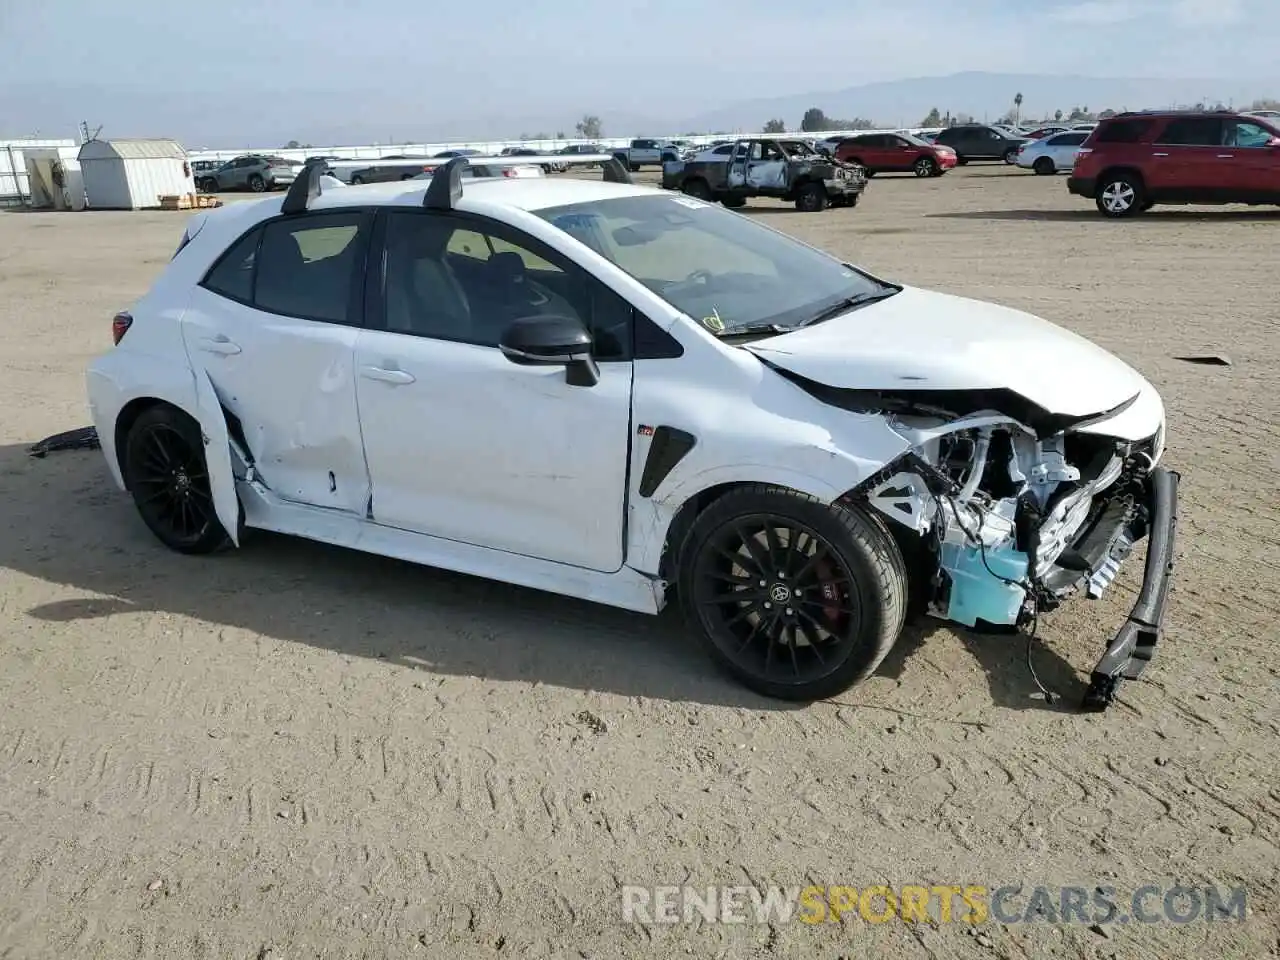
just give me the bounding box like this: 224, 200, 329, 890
424, 156, 469, 209
422, 153, 633, 210
281, 159, 325, 215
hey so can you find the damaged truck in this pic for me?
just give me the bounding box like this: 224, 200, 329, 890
662, 137, 867, 211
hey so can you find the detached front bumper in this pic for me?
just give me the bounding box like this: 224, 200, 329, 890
1081, 466, 1180, 710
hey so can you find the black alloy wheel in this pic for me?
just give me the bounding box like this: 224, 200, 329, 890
124, 406, 229, 554
680, 486, 906, 700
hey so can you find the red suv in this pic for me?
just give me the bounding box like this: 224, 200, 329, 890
834, 132, 958, 177
1068, 110, 1280, 217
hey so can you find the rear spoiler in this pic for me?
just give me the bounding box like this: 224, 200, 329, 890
283, 153, 631, 216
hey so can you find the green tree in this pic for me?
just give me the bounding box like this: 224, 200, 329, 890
800, 107, 829, 132
284, 140, 301, 149
575, 115, 603, 139
1054, 109, 1064, 122
762, 118, 786, 133
1013, 91, 1023, 125
920, 107, 942, 127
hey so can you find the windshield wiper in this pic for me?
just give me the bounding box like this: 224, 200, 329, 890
716, 322, 794, 339
795, 288, 900, 329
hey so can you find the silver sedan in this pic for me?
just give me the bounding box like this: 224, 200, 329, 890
1015, 130, 1090, 175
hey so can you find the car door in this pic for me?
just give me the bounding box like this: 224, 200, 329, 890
746, 141, 787, 188
1148, 117, 1225, 199
181, 209, 374, 513
1221, 119, 1280, 201
1047, 132, 1087, 170
882, 135, 917, 170
727, 141, 753, 187
353, 209, 634, 572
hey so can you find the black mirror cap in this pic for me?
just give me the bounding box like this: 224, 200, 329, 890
498, 314, 593, 365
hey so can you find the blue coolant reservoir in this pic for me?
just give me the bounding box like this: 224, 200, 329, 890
939, 540, 1029, 628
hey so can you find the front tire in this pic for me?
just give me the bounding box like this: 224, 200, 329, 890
351, 174, 365, 185
123, 406, 230, 555
1096, 173, 1145, 217
721, 195, 746, 208
795, 182, 829, 212
678, 485, 907, 701
914, 156, 938, 178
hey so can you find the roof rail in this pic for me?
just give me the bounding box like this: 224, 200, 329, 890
423, 153, 632, 210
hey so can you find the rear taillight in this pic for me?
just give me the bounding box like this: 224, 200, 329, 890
502, 168, 518, 177
422, 165, 436, 173
112, 311, 133, 345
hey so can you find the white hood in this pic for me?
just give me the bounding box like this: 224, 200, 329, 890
744, 286, 1147, 418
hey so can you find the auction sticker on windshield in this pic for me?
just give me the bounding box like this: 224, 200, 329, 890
670, 196, 710, 210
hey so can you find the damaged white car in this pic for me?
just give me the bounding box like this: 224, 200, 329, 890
86, 157, 1178, 710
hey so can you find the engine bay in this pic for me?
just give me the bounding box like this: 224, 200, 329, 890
862, 409, 1160, 631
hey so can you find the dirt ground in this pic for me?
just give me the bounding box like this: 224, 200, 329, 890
0, 167, 1276, 960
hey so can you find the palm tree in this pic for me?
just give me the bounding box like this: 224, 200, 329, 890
1013, 92, 1023, 126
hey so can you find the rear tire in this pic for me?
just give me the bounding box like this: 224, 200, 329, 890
721, 196, 746, 208
681, 178, 712, 200
1096, 172, 1145, 218
795, 182, 829, 212
678, 485, 907, 701
351, 174, 365, 185
956, 156, 969, 166
123, 406, 231, 555
1033, 157, 1055, 175
248, 174, 266, 192
1004, 147, 1019, 164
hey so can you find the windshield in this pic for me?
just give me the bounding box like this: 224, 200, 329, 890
534, 195, 890, 334
897, 132, 931, 146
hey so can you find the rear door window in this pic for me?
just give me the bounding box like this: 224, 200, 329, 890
1094, 119, 1152, 143
1155, 118, 1224, 146
252, 212, 370, 323
201, 227, 261, 302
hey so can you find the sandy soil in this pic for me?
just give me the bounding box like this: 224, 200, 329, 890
0, 167, 1277, 959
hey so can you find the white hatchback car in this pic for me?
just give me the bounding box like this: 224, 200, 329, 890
86, 156, 1178, 710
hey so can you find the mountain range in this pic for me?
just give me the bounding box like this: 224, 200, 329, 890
3, 72, 1278, 147
669, 71, 1280, 134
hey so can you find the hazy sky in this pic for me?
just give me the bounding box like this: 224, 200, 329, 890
1, 0, 1276, 143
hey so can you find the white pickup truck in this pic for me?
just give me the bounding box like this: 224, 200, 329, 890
611, 138, 684, 172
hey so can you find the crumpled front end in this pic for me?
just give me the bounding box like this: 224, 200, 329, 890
845, 392, 1177, 710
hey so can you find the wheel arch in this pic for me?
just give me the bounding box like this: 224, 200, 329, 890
1097, 165, 1146, 190
635, 467, 847, 585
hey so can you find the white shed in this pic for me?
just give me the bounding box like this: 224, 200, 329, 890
78, 138, 195, 210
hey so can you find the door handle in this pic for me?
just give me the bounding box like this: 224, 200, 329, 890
1152, 152, 1169, 157
1217, 154, 1234, 158
360, 365, 415, 385
198, 336, 241, 355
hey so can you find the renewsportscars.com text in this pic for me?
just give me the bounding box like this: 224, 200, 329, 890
621, 884, 1248, 926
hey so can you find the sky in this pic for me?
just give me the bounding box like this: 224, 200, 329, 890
1, 0, 1277, 145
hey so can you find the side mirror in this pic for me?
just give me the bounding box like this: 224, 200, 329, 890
1267, 136, 1280, 148
499, 315, 599, 387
